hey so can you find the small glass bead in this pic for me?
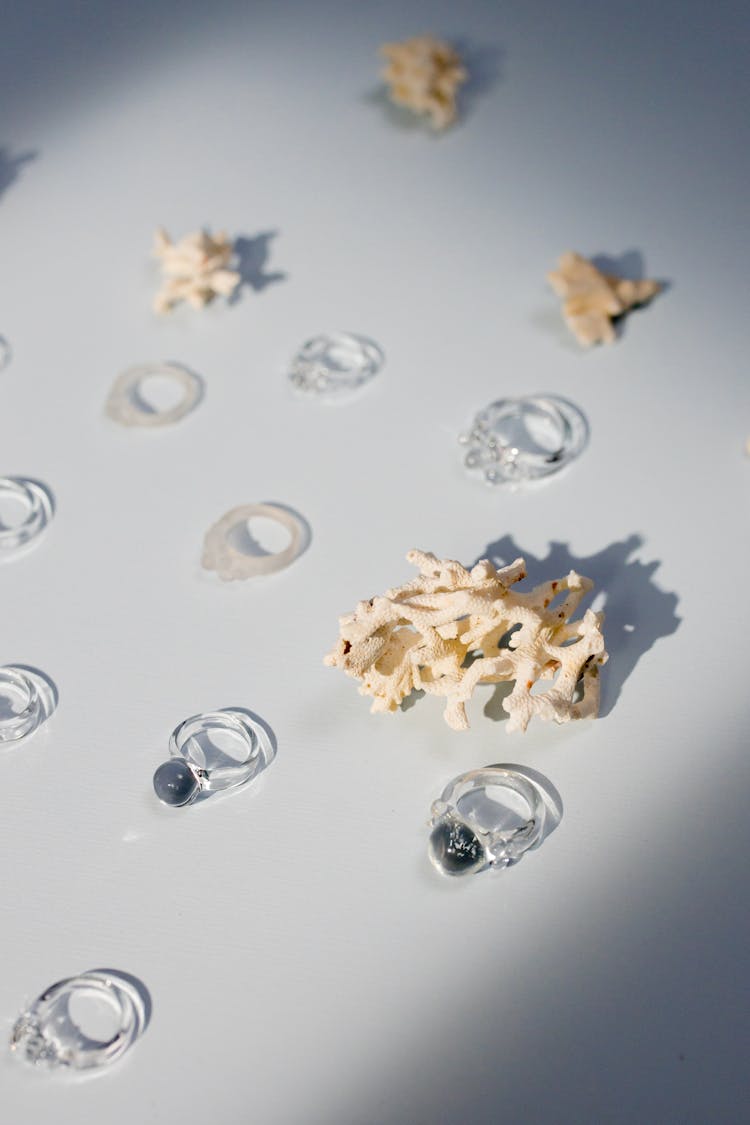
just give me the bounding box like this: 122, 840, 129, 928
428, 816, 486, 877
152, 758, 201, 807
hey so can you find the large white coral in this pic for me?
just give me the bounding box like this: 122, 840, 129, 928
325, 549, 607, 733
153, 227, 240, 313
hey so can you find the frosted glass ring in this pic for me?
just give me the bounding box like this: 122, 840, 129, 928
202, 502, 307, 579
428, 767, 547, 877
105, 362, 204, 427
0, 477, 54, 553
10, 970, 148, 1070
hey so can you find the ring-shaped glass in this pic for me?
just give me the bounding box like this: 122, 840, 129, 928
10, 970, 148, 1070
428, 766, 547, 877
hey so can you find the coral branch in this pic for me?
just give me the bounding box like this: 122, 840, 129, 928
547, 251, 661, 346
379, 36, 467, 129
153, 227, 240, 313
325, 549, 608, 733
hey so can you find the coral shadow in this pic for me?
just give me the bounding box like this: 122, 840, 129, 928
229, 231, 286, 304
0, 147, 37, 200
453, 39, 504, 120
477, 534, 681, 718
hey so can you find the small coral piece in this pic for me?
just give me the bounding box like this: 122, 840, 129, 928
379, 36, 467, 129
325, 549, 608, 734
547, 251, 662, 346
152, 227, 240, 313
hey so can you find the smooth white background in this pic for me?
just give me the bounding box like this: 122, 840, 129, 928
1, 2, 748, 1122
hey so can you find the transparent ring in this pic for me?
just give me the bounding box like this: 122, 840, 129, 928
288, 331, 384, 395
104, 362, 204, 427
10, 970, 148, 1070
153, 709, 273, 807
459, 394, 588, 484
428, 767, 547, 877
0, 667, 45, 743
202, 502, 307, 580
0, 477, 54, 553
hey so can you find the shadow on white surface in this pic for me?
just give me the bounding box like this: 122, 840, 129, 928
590, 249, 670, 342
0, 147, 37, 201
229, 231, 287, 304
479, 534, 681, 719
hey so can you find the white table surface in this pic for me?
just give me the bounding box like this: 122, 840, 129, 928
1, 2, 748, 1122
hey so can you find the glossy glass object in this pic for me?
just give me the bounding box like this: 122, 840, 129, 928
104, 362, 204, 427
0, 666, 48, 743
428, 767, 547, 877
10, 970, 148, 1071
288, 332, 383, 395
0, 477, 54, 554
153, 709, 272, 807
459, 394, 588, 484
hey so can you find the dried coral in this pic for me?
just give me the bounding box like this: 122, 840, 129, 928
547, 251, 661, 346
325, 549, 607, 734
152, 227, 240, 313
380, 36, 467, 129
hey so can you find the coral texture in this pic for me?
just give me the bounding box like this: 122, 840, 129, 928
547, 251, 661, 346
380, 36, 467, 129
325, 549, 607, 734
153, 228, 240, 313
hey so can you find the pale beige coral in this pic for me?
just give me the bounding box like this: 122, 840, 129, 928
379, 36, 467, 129
325, 549, 607, 734
547, 251, 661, 346
152, 227, 240, 313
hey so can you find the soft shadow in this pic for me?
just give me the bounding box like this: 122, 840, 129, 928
0, 147, 37, 200
478, 534, 681, 718
0, 335, 11, 372
453, 40, 504, 119
590, 249, 669, 340
229, 231, 286, 304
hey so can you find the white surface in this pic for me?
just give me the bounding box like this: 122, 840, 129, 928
1, 2, 748, 1122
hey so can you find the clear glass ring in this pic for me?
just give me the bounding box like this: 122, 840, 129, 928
153, 709, 273, 807
428, 767, 547, 877
0, 667, 45, 743
10, 970, 148, 1071
459, 394, 588, 484
288, 332, 384, 395
0, 477, 54, 553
